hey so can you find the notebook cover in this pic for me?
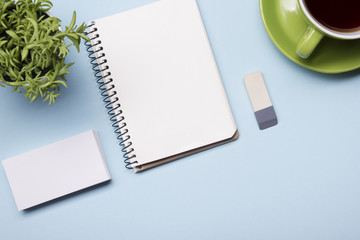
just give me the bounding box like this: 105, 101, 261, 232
135, 130, 239, 172
87, 0, 238, 171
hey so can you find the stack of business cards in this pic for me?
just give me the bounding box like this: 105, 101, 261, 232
2, 130, 111, 211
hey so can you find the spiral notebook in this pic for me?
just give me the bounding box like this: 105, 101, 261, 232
86, 0, 238, 172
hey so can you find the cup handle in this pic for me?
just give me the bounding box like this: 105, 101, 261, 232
296, 26, 324, 59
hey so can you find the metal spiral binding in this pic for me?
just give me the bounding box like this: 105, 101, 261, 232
85, 22, 137, 169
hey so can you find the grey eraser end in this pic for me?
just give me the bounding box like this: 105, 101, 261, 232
254, 106, 278, 130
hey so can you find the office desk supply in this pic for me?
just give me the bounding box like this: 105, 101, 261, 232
244, 71, 277, 130
2, 130, 111, 211
260, 0, 360, 73
86, 0, 238, 172
1, 0, 360, 239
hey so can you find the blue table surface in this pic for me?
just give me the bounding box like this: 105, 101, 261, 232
1, 0, 360, 239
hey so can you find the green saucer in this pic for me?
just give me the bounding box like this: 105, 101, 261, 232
260, 0, 360, 74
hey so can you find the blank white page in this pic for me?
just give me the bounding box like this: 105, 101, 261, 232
2, 130, 111, 211
90, 0, 237, 167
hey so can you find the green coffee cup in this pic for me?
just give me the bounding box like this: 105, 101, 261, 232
296, 0, 360, 59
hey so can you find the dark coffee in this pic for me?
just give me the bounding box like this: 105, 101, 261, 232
304, 0, 360, 32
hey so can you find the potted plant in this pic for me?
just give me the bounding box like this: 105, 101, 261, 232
0, 0, 88, 104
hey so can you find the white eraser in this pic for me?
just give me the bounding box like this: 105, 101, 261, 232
244, 71, 278, 130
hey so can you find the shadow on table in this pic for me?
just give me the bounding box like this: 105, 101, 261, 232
22, 180, 111, 213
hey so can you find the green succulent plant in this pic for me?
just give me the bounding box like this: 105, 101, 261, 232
0, 0, 88, 104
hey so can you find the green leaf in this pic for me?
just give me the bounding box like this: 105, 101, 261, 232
77, 33, 89, 42
68, 11, 76, 32
21, 48, 29, 61
27, 17, 39, 42
30, 94, 37, 103
8, 66, 17, 79
5, 30, 21, 42
67, 35, 80, 52
53, 80, 67, 88
38, 0, 53, 11
0, 40, 8, 48
43, 94, 50, 102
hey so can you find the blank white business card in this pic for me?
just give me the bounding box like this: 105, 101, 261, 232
2, 130, 111, 211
